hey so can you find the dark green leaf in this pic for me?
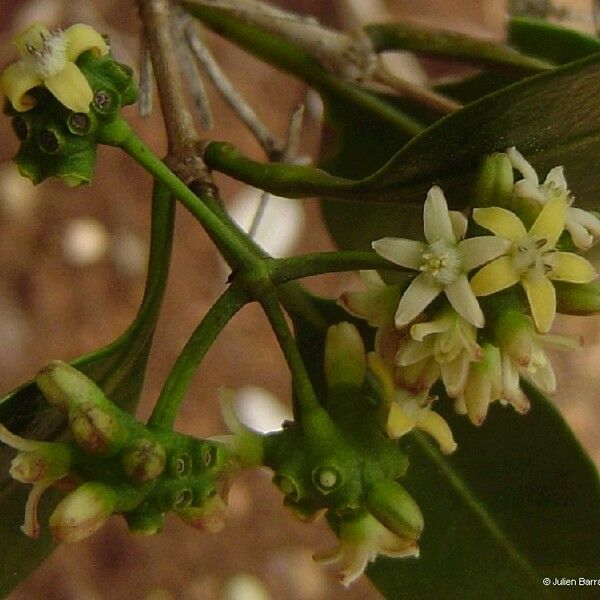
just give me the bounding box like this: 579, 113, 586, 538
508, 16, 600, 65
368, 379, 600, 599
359, 51, 600, 211
364, 22, 552, 73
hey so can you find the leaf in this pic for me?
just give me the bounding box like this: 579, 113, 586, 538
0, 185, 174, 596
290, 297, 600, 600
368, 379, 600, 599
508, 16, 600, 65
364, 22, 552, 73
360, 50, 600, 211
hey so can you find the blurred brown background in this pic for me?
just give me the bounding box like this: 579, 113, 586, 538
1, 1, 599, 599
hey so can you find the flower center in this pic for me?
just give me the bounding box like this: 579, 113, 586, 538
510, 235, 555, 277
25, 29, 67, 79
419, 239, 462, 286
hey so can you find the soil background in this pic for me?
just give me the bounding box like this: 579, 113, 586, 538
1, 1, 599, 599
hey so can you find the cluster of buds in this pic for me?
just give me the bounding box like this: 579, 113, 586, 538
223, 323, 425, 586
342, 148, 599, 441
1, 23, 137, 186
0, 362, 236, 543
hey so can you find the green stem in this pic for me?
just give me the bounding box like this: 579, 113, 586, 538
148, 282, 249, 430
99, 118, 261, 270
259, 291, 321, 423
364, 22, 553, 73
270, 251, 404, 283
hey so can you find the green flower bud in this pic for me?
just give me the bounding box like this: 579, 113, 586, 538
366, 480, 424, 541
35, 361, 110, 414
177, 494, 227, 533
69, 401, 124, 455
50, 481, 118, 543
555, 281, 600, 315
324, 322, 366, 389
125, 509, 165, 536
471, 152, 514, 208
121, 438, 166, 483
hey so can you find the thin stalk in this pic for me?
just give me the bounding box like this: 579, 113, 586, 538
148, 282, 249, 430
270, 250, 403, 283
259, 292, 321, 422
101, 118, 261, 270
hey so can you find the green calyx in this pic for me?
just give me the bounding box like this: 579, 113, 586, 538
29, 362, 237, 540
4, 48, 138, 187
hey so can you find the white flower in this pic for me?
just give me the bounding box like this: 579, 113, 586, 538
314, 511, 419, 587
398, 308, 482, 398
507, 147, 600, 250
372, 186, 509, 328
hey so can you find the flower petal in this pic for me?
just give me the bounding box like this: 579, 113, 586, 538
22, 480, 53, 539
548, 252, 597, 283
417, 411, 457, 454
372, 238, 425, 270
444, 275, 484, 328
459, 236, 511, 270
64, 24, 110, 61
566, 220, 594, 250
0, 61, 42, 111
522, 276, 556, 333
472, 207, 527, 241
387, 403, 417, 438
395, 274, 441, 327
449, 211, 468, 240
544, 166, 568, 191
529, 197, 566, 247
441, 357, 470, 397
13, 23, 50, 55
397, 338, 435, 366
44, 61, 93, 113
410, 315, 451, 341
470, 256, 519, 296
514, 179, 545, 203
423, 186, 455, 243
507, 147, 539, 185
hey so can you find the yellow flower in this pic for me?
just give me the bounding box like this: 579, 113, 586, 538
1, 22, 109, 113
368, 353, 456, 454
470, 198, 597, 333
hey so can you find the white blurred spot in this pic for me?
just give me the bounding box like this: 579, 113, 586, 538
0, 162, 39, 220
112, 230, 148, 278
220, 573, 271, 600
62, 218, 109, 266
233, 386, 292, 433
227, 187, 305, 259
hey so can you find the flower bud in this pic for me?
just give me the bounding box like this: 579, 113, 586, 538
10, 443, 71, 484
121, 438, 166, 483
178, 494, 227, 533
69, 401, 124, 455
35, 361, 110, 414
366, 480, 424, 541
125, 509, 165, 536
471, 152, 513, 208
50, 481, 118, 543
324, 322, 366, 389
555, 281, 600, 315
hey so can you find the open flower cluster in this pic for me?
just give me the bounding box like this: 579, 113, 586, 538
342, 148, 598, 440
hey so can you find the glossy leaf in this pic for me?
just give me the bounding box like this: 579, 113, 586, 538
0, 185, 174, 596
290, 296, 600, 600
